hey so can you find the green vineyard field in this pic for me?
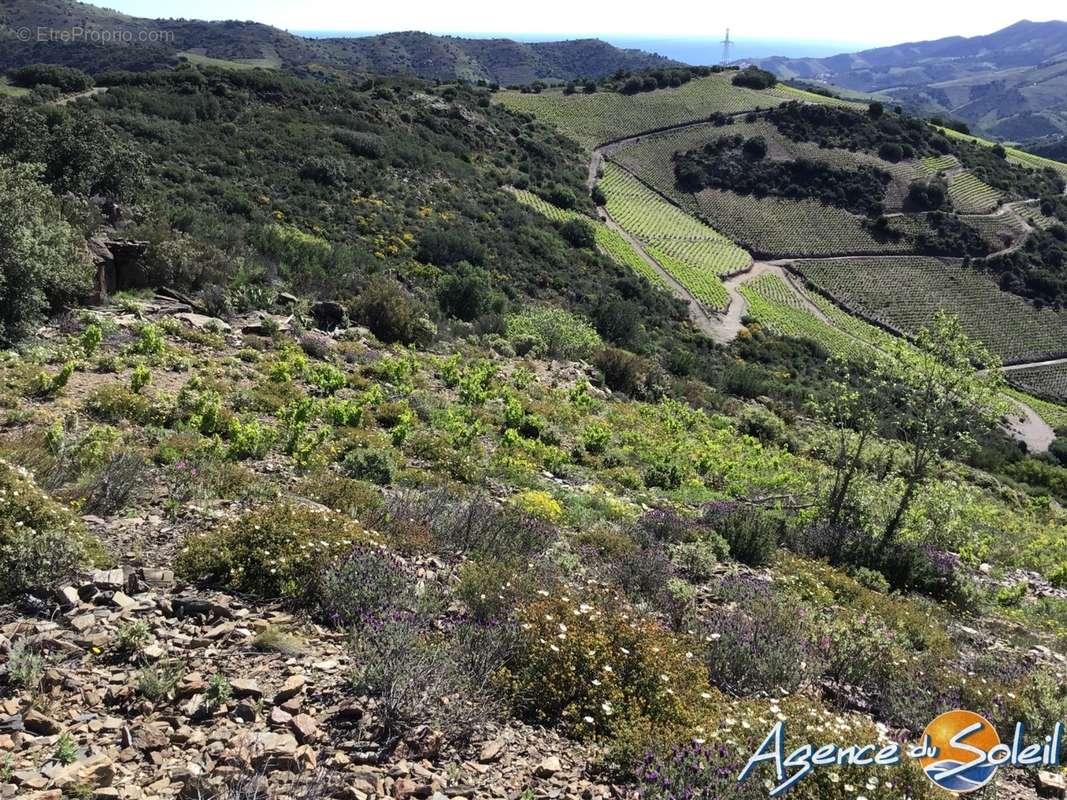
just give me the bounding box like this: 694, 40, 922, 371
506, 188, 668, 289
948, 171, 1001, 213
693, 189, 918, 257
496, 74, 858, 151
1006, 363, 1067, 403
792, 256, 1067, 363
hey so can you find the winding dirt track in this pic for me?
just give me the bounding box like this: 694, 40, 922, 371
587, 123, 1062, 452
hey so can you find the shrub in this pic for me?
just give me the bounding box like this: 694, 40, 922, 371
508, 490, 562, 523
175, 503, 369, 599
731, 67, 777, 90
670, 537, 729, 581
312, 544, 414, 627
636, 740, 764, 800
334, 130, 386, 159
0, 460, 105, 598
702, 501, 780, 566
136, 658, 186, 702
294, 472, 381, 517
503, 591, 712, 740
306, 363, 347, 395
437, 261, 500, 322
351, 275, 433, 345
506, 307, 602, 360
559, 218, 596, 248
378, 489, 557, 559
701, 576, 821, 695
341, 447, 397, 485
417, 228, 486, 267
9, 64, 93, 93
457, 559, 535, 622
81, 451, 146, 515
130, 363, 151, 394
0, 161, 92, 343
5, 639, 46, 690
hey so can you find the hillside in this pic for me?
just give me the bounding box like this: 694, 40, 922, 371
749, 20, 1067, 140
0, 0, 679, 82
5, 19, 1067, 800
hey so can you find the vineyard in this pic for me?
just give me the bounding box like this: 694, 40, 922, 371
608, 117, 924, 211
1015, 202, 1063, 230
1006, 363, 1067, 403
693, 189, 918, 257
599, 163, 749, 309
496, 74, 858, 151
920, 154, 959, 175
947, 171, 1002, 213
506, 187, 668, 290
960, 210, 1029, 251
934, 126, 1067, 179
792, 256, 1067, 363
738, 274, 874, 360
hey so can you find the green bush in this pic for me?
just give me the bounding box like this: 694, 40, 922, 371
351, 275, 434, 345
506, 307, 601, 361
0, 460, 106, 598
342, 448, 397, 485
175, 503, 369, 599
0, 162, 92, 345
703, 502, 780, 567
503, 591, 713, 740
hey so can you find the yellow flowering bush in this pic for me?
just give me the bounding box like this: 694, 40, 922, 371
509, 489, 562, 523
175, 503, 370, 599
502, 589, 713, 740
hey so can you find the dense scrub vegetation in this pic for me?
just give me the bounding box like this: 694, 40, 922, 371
675, 133, 891, 216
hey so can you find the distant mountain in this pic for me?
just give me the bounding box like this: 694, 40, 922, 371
0, 0, 680, 83
748, 20, 1067, 141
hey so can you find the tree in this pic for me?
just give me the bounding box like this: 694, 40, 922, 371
742, 136, 768, 160
437, 261, 501, 322
880, 312, 1005, 548
559, 218, 595, 249
816, 356, 891, 526
867, 101, 884, 119
0, 162, 92, 344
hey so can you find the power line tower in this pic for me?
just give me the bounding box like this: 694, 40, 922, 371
720, 28, 732, 67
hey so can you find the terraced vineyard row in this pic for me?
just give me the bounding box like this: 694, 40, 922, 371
738, 275, 873, 359
506, 188, 667, 289
792, 256, 1067, 363
1015, 203, 1063, 231
644, 245, 728, 308
920, 154, 959, 174
948, 171, 1001, 213
1006, 363, 1067, 404
935, 126, 1067, 179
693, 189, 918, 257
609, 118, 925, 211
599, 163, 749, 309
496, 75, 861, 152
961, 211, 1029, 250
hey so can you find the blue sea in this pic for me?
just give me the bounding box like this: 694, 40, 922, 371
293, 31, 875, 64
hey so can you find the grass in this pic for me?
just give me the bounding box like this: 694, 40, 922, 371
0, 78, 30, 98
177, 51, 281, 71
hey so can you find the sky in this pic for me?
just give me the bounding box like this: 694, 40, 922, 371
97, 0, 1065, 49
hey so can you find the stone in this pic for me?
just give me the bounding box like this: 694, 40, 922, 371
1039, 770, 1067, 798
274, 675, 306, 705
269, 707, 293, 727
536, 756, 562, 777
478, 737, 505, 763
56, 586, 81, 608
230, 678, 261, 699
110, 591, 137, 610
22, 709, 60, 736
289, 713, 317, 743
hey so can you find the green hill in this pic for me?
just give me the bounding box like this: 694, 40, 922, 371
0, 0, 680, 82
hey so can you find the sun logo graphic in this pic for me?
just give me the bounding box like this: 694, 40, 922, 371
919, 710, 1001, 793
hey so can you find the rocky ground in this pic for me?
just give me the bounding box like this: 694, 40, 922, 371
1, 562, 615, 800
